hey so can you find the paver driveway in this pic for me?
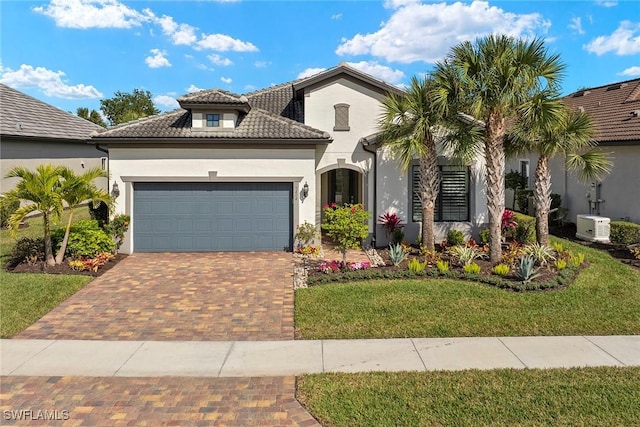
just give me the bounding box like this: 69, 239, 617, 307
16, 252, 295, 341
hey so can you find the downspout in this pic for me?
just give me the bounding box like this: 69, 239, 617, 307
361, 139, 377, 248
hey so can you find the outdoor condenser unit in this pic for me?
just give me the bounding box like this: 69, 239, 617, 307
576, 215, 611, 243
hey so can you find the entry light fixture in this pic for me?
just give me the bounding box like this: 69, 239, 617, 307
302, 181, 309, 198
111, 182, 120, 199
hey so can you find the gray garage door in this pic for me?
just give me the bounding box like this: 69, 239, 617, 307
133, 182, 293, 252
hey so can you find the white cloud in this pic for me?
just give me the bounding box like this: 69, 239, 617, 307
0, 64, 103, 99
336, 0, 551, 63
186, 84, 204, 93
156, 15, 197, 45
153, 94, 179, 109
208, 54, 233, 66
254, 61, 271, 68
297, 67, 327, 79
196, 34, 258, 52
331, 13, 342, 20
145, 49, 171, 68
33, 0, 152, 29
584, 21, 640, 55
346, 61, 405, 84
569, 17, 585, 35
221, 77, 232, 84
618, 66, 640, 76
595, 0, 617, 7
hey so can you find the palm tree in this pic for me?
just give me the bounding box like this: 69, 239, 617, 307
4, 165, 66, 266
379, 76, 443, 250
507, 97, 612, 245
55, 167, 111, 264
433, 35, 565, 262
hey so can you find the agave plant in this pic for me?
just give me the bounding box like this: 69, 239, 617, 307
515, 256, 541, 284
388, 243, 408, 266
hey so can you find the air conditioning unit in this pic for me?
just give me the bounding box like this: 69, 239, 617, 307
576, 215, 610, 243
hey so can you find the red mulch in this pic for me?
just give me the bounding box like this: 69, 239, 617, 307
5, 254, 128, 277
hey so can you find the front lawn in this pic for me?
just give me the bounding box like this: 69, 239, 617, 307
295, 237, 640, 339
1, 209, 94, 338
297, 367, 640, 427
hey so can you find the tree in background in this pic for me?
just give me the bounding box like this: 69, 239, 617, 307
77, 107, 106, 128
100, 89, 160, 126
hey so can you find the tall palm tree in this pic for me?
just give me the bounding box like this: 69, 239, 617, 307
507, 97, 612, 245
379, 76, 443, 250
55, 167, 111, 264
4, 165, 66, 266
433, 35, 565, 262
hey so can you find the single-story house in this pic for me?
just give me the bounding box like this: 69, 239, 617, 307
93, 63, 488, 253
506, 77, 640, 224
0, 83, 106, 192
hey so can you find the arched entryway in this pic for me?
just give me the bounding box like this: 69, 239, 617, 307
321, 168, 363, 207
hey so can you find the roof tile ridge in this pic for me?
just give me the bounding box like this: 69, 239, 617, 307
250, 107, 329, 137
566, 77, 640, 96
244, 79, 302, 97
624, 80, 640, 103
101, 109, 185, 131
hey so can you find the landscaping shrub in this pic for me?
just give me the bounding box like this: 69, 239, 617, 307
407, 258, 427, 273
0, 196, 20, 228
515, 189, 533, 213
322, 204, 370, 263
479, 228, 490, 244
505, 212, 536, 244
9, 237, 45, 265
492, 264, 510, 276
104, 214, 130, 253
295, 221, 318, 247
378, 212, 403, 242
463, 262, 481, 274
446, 229, 465, 246
88, 201, 109, 228
53, 219, 114, 258
609, 221, 640, 245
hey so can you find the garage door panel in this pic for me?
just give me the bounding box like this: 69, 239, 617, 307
133, 182, 292, 252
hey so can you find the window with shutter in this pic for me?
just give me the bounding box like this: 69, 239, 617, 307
334, 104, 350, 131
412, 165, 470, 222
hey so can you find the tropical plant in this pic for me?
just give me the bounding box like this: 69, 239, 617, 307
322, 204, 370, 263
378, 212, 404, 240
446, 229, 465, 246
569, 252, 585, 267
502, 209, 517, 234
433, 35, 565, 262
506, 98, 611, 245
53, 220, 115, 259
295, 221, 319, 247
419, 247, 442, 265
463, 262, 481, 274
436, 260, 449, 273
554, 259, 567, 270
389, 243, 408, 266
502, 242, 524, 266
492, 264, 510, 276
407, 258, 427, 273
479, 228, 490, 244
0, 195, 20, 228
55, 167, 110, 264
514, 256, 541, 284
379, 76, 444, 251
105, 214, 130, 252
449, 245, 486, 266
3, 165, 67, 266
522, 242, 556, 266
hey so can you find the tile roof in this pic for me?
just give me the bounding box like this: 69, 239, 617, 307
0, 83, 103, 140
245, 82, 304, 122
563, 78, 640, 144
177, 89, 248, 105
92, 107, 330, 141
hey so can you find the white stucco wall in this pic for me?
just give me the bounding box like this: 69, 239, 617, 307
108, 146, 317, 253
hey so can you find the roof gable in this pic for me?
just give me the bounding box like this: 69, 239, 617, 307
292, 63, 403, 96
0, 83, 103, 140
564, 78, 640, 144
177, 89, 250, 112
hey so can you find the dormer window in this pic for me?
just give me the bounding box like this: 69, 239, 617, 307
334, 103, 350, 131
206, 113, 220, 127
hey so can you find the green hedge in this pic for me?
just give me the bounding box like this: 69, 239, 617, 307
610, 221, 640, 245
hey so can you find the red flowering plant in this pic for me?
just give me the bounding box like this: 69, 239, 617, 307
502, 209, 518, 233
317, 260, 371, 274
378, 211, 404, 243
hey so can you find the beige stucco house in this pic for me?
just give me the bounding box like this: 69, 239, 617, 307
0, 83, 106, 193
94, 64, 489, 253
506, 77, 640, 224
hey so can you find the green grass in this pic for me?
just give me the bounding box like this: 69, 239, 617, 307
0, 209, 93, 338
297, 367, 640, 427
295, 237, 640, 339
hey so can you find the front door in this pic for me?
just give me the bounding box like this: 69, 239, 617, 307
327, 169, 361, 205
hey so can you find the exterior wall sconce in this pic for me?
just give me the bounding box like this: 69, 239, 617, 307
111, 182, 120, 199
302, 182, 309, 198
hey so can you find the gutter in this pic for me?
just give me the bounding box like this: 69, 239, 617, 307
361, 135, 379, 248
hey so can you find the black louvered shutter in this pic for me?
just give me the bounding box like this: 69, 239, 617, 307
412, 165, 469, 222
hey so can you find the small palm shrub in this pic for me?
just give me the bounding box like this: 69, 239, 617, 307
492, 263, 510, 276
515, 256, 541, 284
554, 259, 567, 270
522, 243, 555, 266
388, 243, 408, 266
463, 262, 481, 274
436, 260, 449, 273
447, 229, 465, 246
407, 258, 427, 273
449, 245, 485, 266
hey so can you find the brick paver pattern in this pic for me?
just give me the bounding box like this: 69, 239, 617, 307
16, 252, 295, 341
0, 376, 320, 426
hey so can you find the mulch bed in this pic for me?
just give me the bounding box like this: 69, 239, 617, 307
5, 254, 127, 277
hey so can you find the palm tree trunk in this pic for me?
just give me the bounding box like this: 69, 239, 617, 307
54, 209, 74, 265
534, 155, 551, 246
43, 213, 55, 267
419, 138, 439, 251
485, 111, 506, 263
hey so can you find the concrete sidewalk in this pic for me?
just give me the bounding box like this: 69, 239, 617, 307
2, 336, 638, 378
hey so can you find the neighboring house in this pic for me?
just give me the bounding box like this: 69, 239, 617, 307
93, 63, 488, 253
0, 83, 106, 192
506, 77, 640, 224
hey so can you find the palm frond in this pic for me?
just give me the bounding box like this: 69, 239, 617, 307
565, 150, 613, 183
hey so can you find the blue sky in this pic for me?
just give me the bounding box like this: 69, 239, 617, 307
1, 0, 639, 116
